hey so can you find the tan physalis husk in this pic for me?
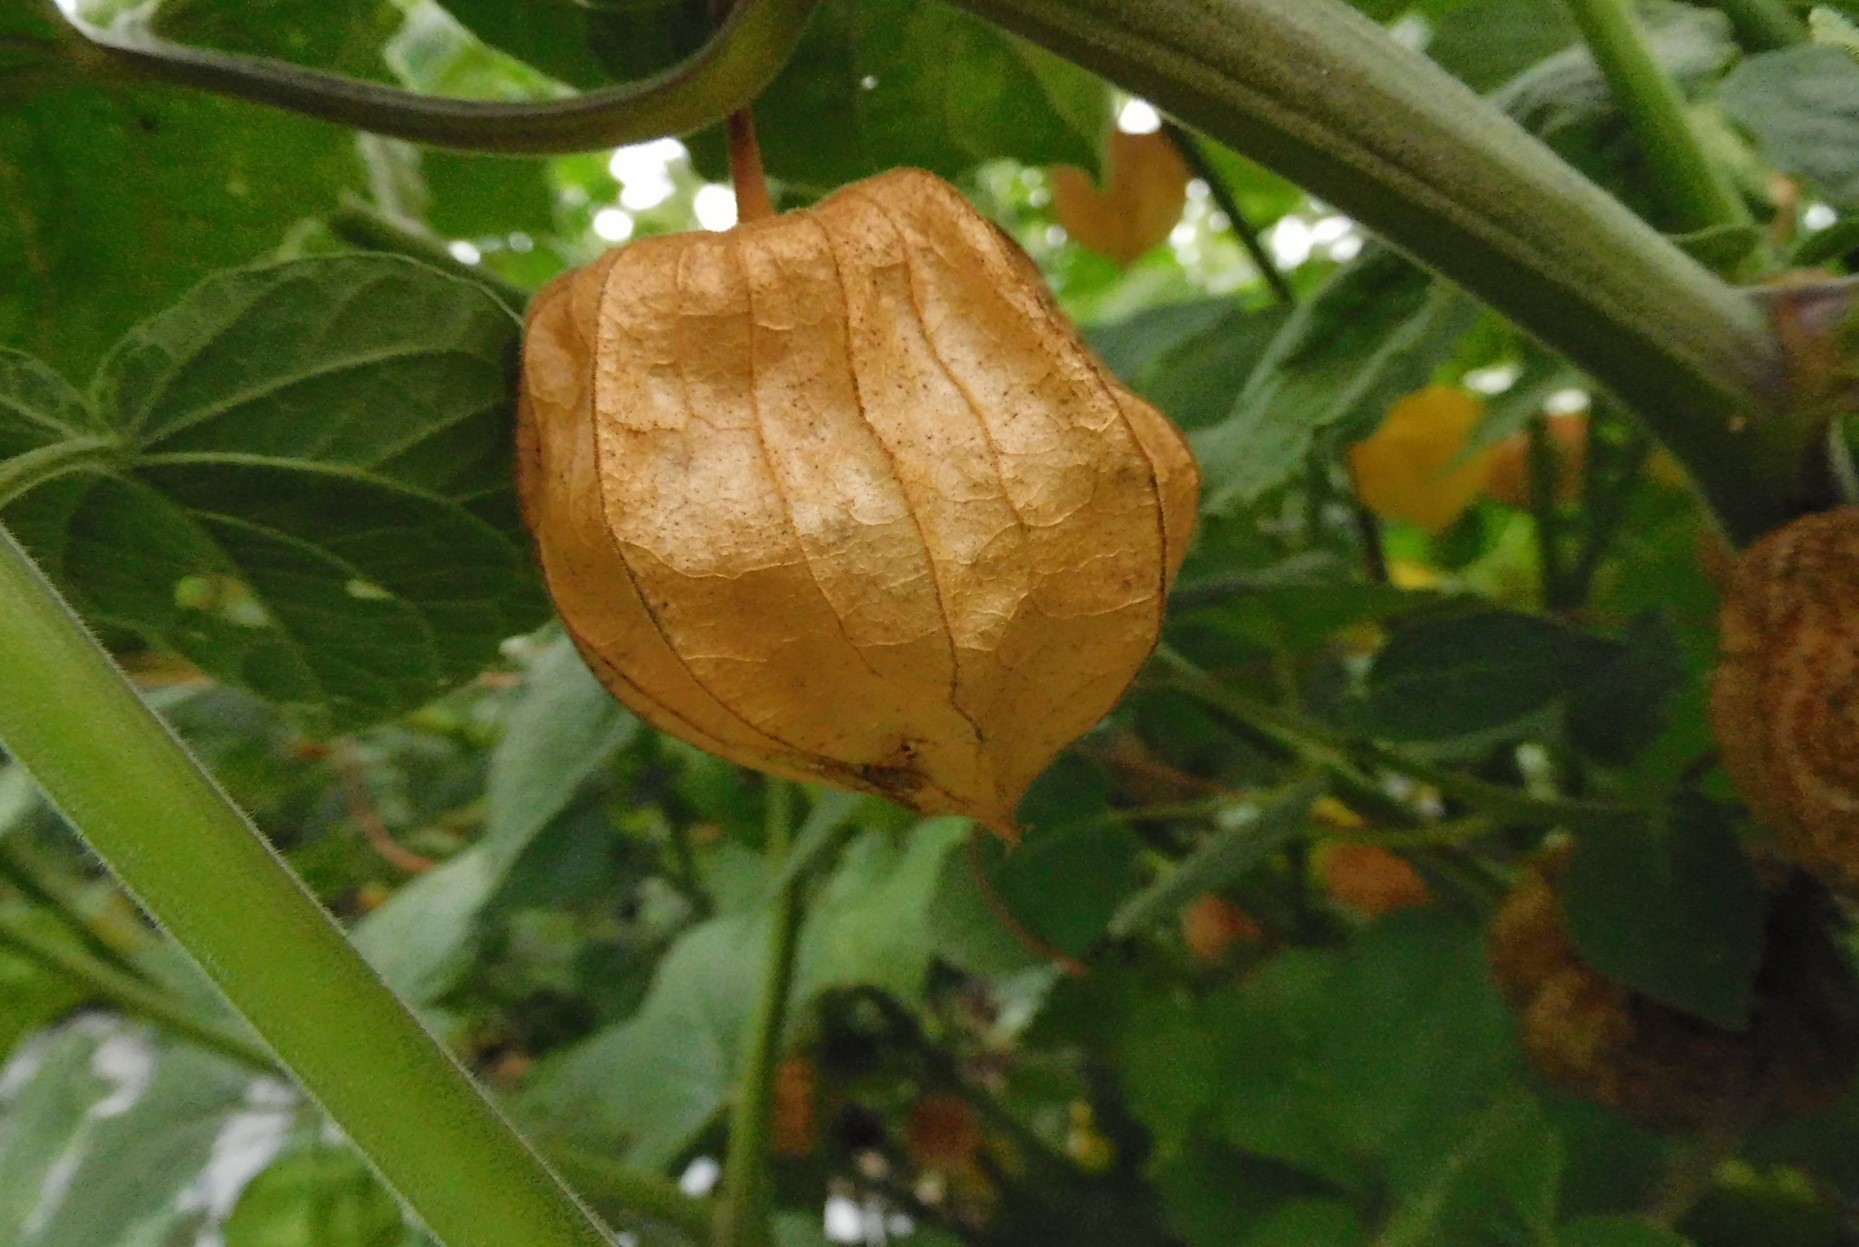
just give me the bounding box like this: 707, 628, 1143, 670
517, 169, 1199, 836
1710, 507, 1859, 895
1488, 845, 1859, 1134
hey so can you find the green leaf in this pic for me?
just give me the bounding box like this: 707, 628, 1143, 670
799, 820, 967, 1003
1244, 1200, 1366, 1247
1089, 301, 1293, 433
1211, 912, 1518, 1188
687, 0, 1110, 191
0, 1025, 113, 1237
0, 53, 369, 380
1108, 780, 1321, 939
1562, 798, 1765, 1029
2, 1033, 255, 1247
1427, 0, 1576, 93
354, 633, 635, 1003
224, 1145, 406, 1247
1375, 1092, 1562, 1247
1558, 1217, 1696, 1247
931, 819, 1138, 971
516, 909, 764, 1166
1195, 250, 1476, 510
1362, 609, 1626, 742
436, 0, 700, 89
521, 814, 971, 1162
0, 256, 546, 733
1565, 613, 1686, 766
1721, 46, 1859, 210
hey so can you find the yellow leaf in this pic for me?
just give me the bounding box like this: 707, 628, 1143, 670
1347, 384, 1494, 533
1051, 129, 1191, 267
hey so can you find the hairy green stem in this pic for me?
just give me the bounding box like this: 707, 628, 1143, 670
1711, 0, 1809, 50
50, 0, 821, 154
1562, 0, 1752, 234
715, 780, 804, 1247
0, 525, 613, 1247
945, 0, 1814, 542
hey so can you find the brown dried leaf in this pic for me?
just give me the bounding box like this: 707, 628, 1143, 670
518, 169, 1199, 835
1051, 129, 1191, 267
1711, 507, 1859, 895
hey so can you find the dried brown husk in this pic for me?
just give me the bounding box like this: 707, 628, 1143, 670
1710, 507, 1859, 895
518, 169, 1199, 834
1488, 845, 1859, 1133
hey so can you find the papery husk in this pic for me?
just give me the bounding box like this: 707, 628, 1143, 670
1710, 507, 1859, 896
1488, 845, 1859, 1134
518, 169, 1199, 835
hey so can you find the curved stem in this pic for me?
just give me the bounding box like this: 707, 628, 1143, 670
51, 0, 821, 154
943, 0, 1816, 542
1561, 0, 1751, 235
0, 525, 613, 1247
715, 779, 804, 1247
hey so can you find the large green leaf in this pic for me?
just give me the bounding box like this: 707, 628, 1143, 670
0, 1030, 257, 1247
436, 0, 702, 89
1721, 46, 1859, 210
1558, 1219, 1695, 1247
0, 1025, 113, 1236
0, 255, 546, 733
1562, 798, 1765, 1029
1102, 910, 1523, 1199
516, 908, 764, 1166
1089, 300, 1293, 434
0, 8, 376, 380
1362, 609, 1627, 742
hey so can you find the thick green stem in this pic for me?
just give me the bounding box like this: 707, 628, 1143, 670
50, 0, 821, 154
715, 780, 804, 1247
0, 526, 613, 1247
1562, 0, 1752, 234
944, 0, 1815, 542
1711, 0, 1809, 50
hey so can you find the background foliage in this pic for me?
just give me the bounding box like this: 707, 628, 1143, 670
6, 1, 1859, 1244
